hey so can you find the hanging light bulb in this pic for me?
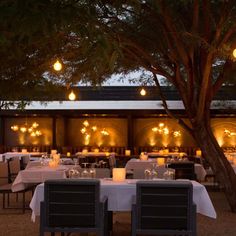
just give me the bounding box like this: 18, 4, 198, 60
68, 90, 76, 101
11, 125, 19, 131
32, 122, 39, 128
140, 88, 146, 96
233, 49, 236, 58
83, 120, 89, 127
20, 126, 27, 133
92, 126, 97, 132
53, 60, 62, 71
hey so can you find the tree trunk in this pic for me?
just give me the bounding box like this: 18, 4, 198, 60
193, 119, 236, 212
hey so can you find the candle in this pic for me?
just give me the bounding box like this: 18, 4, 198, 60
140, 154, 148, 161
112, 168, 126, 182
21, 149, 27, 153
67, 152, 71, 157
94, 148, 99, 153
196, 150, 202, 157
125, 150, 131, 156
82, 149, 88, 154
157, 158, 165, 166
49, 160, 58, 168
163, 149, 169, 154
51, 149, 57, 155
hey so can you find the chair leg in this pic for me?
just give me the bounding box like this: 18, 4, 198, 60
22, 192, 25, 214
7, 193, 10, 207
2, 193, 5, 209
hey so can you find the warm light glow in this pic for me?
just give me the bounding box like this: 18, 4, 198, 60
224, 129, 236, 137
152, 127, 158, 132
233, 49, 236, 58
101, 129, 109, 136
196, 150, 202, 157
32, 122, 39, 128
157, 158, 165, 166
140, 88, 146, 96
112, 168, 126, 182
53, 60, 62, 71
83, 120, 89, 127
140, 153, 148, 161
163, 127, 169, 135
20, 126, 27, 133
35, 130, 42, 136
173, 131, 181, 137
68, 91, 76, 101
81, 127, 86, 134
11, 125, 19, 131
30, 132, 36, 137
159, 123, 164, 127
125, 150, 131, 156
92, 126, 97, 131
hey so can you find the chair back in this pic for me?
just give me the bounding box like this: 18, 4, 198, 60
136, 181, 193, 231
0, 162, 9, 185
20, 156, 30, 169
44, 179, 100, 228
168, 162, 196, 180
8, 157, 21, 182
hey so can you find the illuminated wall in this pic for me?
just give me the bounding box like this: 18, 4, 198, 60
3, 116, 236, 148
66, 118, 127, 147
211, 118, 236, 147
5, 117, 52, 146
134, 118, 196, 147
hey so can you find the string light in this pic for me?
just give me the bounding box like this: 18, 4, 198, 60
68, 90, 76, 101
140, 88, 146, 96
152, 122, 181, 137
53, 60, 62, 71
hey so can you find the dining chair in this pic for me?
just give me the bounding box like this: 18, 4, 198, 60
131, 181, 196, 236
0, 162, 28, 213
167, 162, 196, 180
40, 179, 109, 236
8, 157, 21, 182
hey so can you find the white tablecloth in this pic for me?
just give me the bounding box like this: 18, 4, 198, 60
30, 179, 216, 222
2, 152, 46, 160
11, 163, 71, 192
76, 152, 115, 157
125, 159, 207, 181
147, 152, 186, 157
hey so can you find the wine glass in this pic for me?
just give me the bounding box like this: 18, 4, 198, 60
144, 168, 152, 179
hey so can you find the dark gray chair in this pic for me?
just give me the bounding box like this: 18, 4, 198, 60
0, 161, 29, 213
40, 179, 109, 236
131, 181, 196, 236
167, 162, 196, 180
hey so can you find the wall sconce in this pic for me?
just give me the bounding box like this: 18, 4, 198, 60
233, 49, 236, 58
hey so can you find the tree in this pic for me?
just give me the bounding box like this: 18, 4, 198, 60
1, 0, 236, 210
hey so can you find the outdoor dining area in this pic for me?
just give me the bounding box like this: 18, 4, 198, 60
2, 1, 236, 236
0, 100, 236, 235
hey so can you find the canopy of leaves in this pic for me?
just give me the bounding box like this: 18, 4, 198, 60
1, 0, 236, 105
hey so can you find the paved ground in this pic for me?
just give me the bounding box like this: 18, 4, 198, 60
0, 190, 236, 236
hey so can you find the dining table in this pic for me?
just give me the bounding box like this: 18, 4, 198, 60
2, 152, 46, 161
125, 158, 207, 181
11, 161, 75, 192
29, 178, 217, 222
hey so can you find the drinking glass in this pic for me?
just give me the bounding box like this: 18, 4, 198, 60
144, 168, 152, 179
